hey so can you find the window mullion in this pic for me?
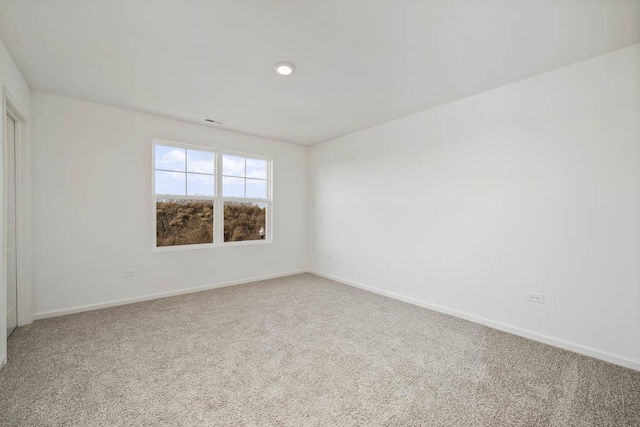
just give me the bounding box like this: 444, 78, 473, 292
215, 153, 224, 244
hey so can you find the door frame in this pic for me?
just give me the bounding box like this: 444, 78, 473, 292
1, 86, 31, 367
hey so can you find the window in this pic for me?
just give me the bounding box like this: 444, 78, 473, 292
153, 140, 271, 249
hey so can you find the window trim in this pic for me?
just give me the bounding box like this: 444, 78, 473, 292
151, 138, 272, 251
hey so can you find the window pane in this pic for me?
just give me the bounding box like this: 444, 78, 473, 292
187, 149, 214, 174
155, 171, 186, 195
156, 199, 214, 246
155, 145, 186, 172
223, 177, 245, 197
246, 158, 267, 179
246, 179, 267, 199
187, 173, 214, 197
222, 155, 245, 177
224, 202, 267, 242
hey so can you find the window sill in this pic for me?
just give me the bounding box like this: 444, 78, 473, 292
152, 239, 272, 252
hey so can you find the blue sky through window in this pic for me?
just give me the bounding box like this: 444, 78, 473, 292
154, 145, 267, 198
222, 154, 268, 198
155, 145, 215, 196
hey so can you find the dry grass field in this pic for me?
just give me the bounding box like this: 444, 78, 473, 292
156, 200, 265, 246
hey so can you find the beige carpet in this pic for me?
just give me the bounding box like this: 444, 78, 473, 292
1, 273, 639, 426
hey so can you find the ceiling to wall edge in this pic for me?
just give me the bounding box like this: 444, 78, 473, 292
22, 42, 639, 148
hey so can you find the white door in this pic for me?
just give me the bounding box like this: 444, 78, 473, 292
5, 114, 17, 338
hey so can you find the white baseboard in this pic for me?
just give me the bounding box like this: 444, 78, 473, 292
33, 270, 308, 320
309, 270, 640, 372
0, 356, 5, 370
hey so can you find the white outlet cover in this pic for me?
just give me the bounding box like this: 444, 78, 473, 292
526, 292, 544, 304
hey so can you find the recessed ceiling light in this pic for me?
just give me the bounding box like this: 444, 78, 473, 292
275, 62, 295, 76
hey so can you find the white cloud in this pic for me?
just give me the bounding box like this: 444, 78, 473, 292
186, 150, 215, 174
165, 171, 184, 180
157, 149, 186, 167
223, 155, 245, 176
187, 173, 210, 182
246, 158, 267, 179
187, 159, 214, 174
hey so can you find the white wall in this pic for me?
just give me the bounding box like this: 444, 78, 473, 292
0, 40, 29, 113
0, 38, 31, 366
309, 45, 640, 369
31, 91, 307, 317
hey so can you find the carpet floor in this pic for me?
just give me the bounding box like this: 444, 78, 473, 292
1, 273, 639, 426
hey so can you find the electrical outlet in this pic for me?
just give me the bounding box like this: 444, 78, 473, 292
122, 269, 135, 278
526, 292, 544, 304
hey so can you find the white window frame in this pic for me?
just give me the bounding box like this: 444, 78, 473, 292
152, 139, 272, 251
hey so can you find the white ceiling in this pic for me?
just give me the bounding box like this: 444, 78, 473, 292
0, 1, 638, 145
